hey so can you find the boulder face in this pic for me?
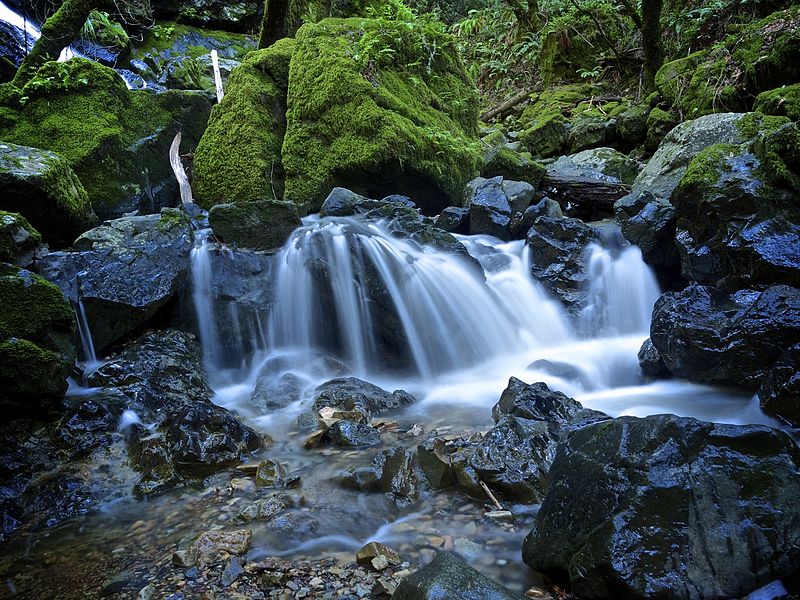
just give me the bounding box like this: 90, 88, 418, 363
0, 59, 211, 220
650, 284, 800, 387
193, 38, 295, 208
208, 200, 302, 251
0, 211, 46, 267
282, 16, 480, 215
671, 120, 800, 289
37, 209, 195, 353
313, 377, 415, 419
759, 344, 800, 426
526, 216, 600, 313
149, 0, 262, 31
87, 330, 262, 496
0, 264, 76, 416
523, 415, 800, 600
393, 551, 524, 600
0, 143, 96, 248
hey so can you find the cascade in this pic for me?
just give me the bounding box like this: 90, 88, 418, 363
74, 297, 99, 369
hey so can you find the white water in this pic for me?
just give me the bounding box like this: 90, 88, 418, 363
74, 297, 100, 370
191, 213, 775, 428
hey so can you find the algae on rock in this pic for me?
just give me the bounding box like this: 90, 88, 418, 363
281, 16, 481, 214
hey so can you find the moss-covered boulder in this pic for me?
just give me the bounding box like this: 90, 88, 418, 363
568, 148, 639, 185
0, 59, 211, 220
0, 264, 76, 415
671, 117, 800, 289
644, 106, 679, 154
208, 199, 302, 251
281, 16, 481, 214
193, 38, 295, 208
656, 7, 800, 118
149, 0, 262, 32
754, 84, 800, 121
122, 21, 256, 96
518, 85, 590, 158
482, 147, 545, 186
0, 211, 45, 267
0, 142, 95, 247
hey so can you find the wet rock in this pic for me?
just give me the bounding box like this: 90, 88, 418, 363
340, 447, 418, 504
221, 556, 245, 587
38, 209, 194, 352
523, 415, 800, 599
313, 378, 415, 419
435, 207, 470, 234
467, 177, 513, 240
526, 216, 600, 313
632, 112, 748, 199
326, 420, 382, 448
0, 142, 96, 247
568, 147, 640, 184
193, 529, 252, 563
492, 377, 607, 427
650, 284, 800, 387
208, 200, 301, 251
671, 122, 800, 289
255, 459, 287, 488
88, 330, 262, 494
0, 211, 46, 267
614, 190, 681, 286
150, 0, 262, 31
637, 338, 668, 378
251, 372, 305, 412
759, 344, 800, 426
320, 187, 416, 217
508, 198, 562, 238
0, 264, 76, 416
235, 494, 290, 523
393, 551, 524, 600
265, 511, 320, 539
356, 542, 401, 568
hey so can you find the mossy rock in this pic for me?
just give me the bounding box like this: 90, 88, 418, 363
0, 264, 76, 415
0, 142, 95, 247
0, 59, 211, 220
208, 199, 302, 251
616, 104, 651, 146
519, 114, 569, 159
656, 6, 800, 118
122, 20, 256, 96
754, 85, 800, 122
149, 0, 262, 32
281, 16, 481, 214
645, 107, 680, 155
483, 147, 545, 186
0, 210, 44, 266
193, 38, 295, 208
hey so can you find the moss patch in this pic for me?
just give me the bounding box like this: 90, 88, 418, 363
193, 38, 295, 208
754, 85, 800, 121
281, 16, 481, 214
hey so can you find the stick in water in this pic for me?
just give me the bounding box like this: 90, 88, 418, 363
169, 131, 194, 205
211, 49, 224, 103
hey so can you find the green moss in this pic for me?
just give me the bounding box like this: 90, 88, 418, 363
483, 147, 545, 185
194, 38, 296, 208
281, 16, 480, 213
645, 107, 679, 154
678, 143, 739, 190
82, 10, 130, 51
0, 211, 41, 264
736, 112, 790, 140
754, 85, 800, 121
0, 338, 71, 404
753, 122, 800, 192
519, 84, 592, 128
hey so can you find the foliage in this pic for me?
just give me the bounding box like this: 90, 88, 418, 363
80, 10, 130, 50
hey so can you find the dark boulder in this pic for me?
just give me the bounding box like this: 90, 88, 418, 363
313, 377, 415, 420
435, 206, 470, 234
650, 284, 800, 387
320, 187, 415, 217
251, 372, 305, 412
0, 211, 47, 267
759, 344, 800, 427
467, 177, 513, 240
393, 551, 524, 600
637, 338, 668, 378
0, 264, 76, 416
325, 420, 382, 448
492, 377, 607, 426
208, 200, 301, 251
149, 0, 262, 32
523, 414, 800, 599
87, 330, 262, 495
38, 209, 194, 353
508, 197, 562, 238
614, 190, 681, 287
526, 216, 600, 314
340, 447, 419, 505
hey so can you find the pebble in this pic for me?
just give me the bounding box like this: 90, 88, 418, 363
138, 584, 157, 600
370, 555, 389, 571
193, 529, 252, 562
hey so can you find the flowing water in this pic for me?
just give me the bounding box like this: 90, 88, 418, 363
1, 212, 777, 597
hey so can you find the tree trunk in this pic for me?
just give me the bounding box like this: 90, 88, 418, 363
641, 0, 664, 90
507, 0, 540, 32
258, 0, 291, 49
11, 0, 100, 88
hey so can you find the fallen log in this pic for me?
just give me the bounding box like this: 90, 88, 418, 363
481, 90, 532, 122
540, 172, 630, 221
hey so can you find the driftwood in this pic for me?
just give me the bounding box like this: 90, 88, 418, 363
480, 90, 532, 122
540, 172, 630, 221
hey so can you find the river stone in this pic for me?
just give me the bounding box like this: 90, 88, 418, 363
208, 200, 301, 251
650, 284, 800, 387
326, 420, 382, 448
87, 330, 262, 495
614, 190, 681, 286
435, 206, 470, 234
340, 447, 419, 504
251, 372, 305, 412
193, 529, 252, 563
638, 338, 668, 378
468, 176, 513, 240
393, 551, 524, 600
492, 377, 607, 426
632, 112, 746, 199
523, 415, 800, 599
0, 264, 76, 416
0, 211, 46, 267
356, 542, 401, 567
759, 344, 800, 426
314, 378, 416, 419
0, 142, 96, 247
509, 197, 562, 238
320, 187, 416, 217
37, 209, 194, 352
526, 216, 600, 314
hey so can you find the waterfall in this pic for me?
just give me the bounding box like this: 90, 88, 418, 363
74, 297, 99, 369
191, 230, 221, 368
0, 0, 80, 62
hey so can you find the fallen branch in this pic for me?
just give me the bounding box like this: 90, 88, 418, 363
481, 90, 532, 122
478, 480, 505, 511
169, 132, 194, 205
